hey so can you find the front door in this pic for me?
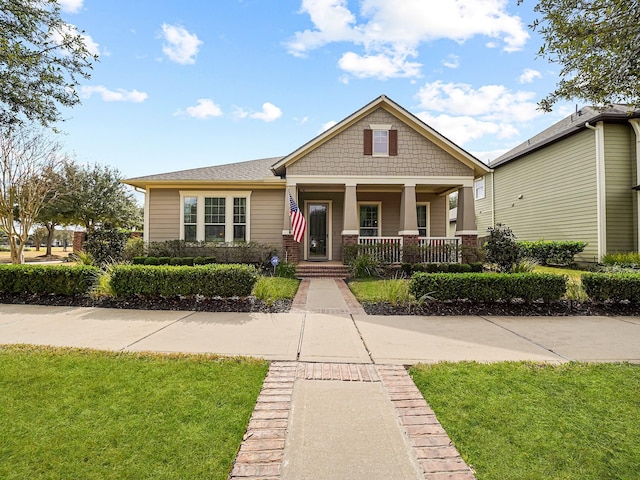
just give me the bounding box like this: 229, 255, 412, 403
307, 202, 329, 260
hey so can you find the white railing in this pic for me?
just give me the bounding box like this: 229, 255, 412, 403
358, 236, 403, 263
417, 237, 461, 263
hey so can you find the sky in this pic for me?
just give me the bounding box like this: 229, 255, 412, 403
55, 0, 575, 182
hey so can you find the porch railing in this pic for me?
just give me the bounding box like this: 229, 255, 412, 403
417, 237, 461, 263
358, 236, 403, 263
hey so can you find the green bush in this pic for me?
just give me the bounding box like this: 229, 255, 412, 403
483, 224, 520, 272
146, 240, 276, 265
0, 265, 99, 296
349, 254, 384, 278
518, 240, 587, 265
601, 252, 640, 268
275, 261, 297, 278
84, 228, 130, 266
169, 257, 182, 266
110, 264, 259, 298
469, 262, 484, 273
132, 257, 146, 265
157, 257, 171, 265
581, 273, 640, 303
193, 256, 216, 265
123, 236, 144, 261
409, 272, 567, 302
448, 263, 472, 273
143, 257, 159, 266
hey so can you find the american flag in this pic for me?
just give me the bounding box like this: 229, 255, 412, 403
288, 192, 306, 243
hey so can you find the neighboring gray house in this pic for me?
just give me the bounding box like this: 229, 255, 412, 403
475, 106, 640, 263
125, 95, 491, 263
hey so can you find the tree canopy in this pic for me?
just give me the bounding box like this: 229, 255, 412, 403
0, 0, 97, 128
532, 0, 640, 111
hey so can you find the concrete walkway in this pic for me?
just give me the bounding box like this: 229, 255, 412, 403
1, 278, 640, 480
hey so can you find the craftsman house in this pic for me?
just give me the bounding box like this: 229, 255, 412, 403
475, 105, 640, 263
125, 95, 491, 264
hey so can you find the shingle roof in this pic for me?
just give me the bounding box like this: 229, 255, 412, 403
491, 105, 640, 167
125, 156, 283, 185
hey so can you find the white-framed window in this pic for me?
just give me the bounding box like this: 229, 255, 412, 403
373, 130, 389, 155
180, 191, 251, 243
474, 177, 486, 200
358, 202, 381, 237
416, 202, 430, 237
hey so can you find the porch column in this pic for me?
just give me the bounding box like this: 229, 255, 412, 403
456, 186, 479, 263
342, 182, 359, 263
282, 185, 300, 263
399, 184, 419, 264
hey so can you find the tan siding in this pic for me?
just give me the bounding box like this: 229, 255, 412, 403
604, 124, 635, 253
416, 193, 447, 236
475, 174, 493, 236
493, 130, 599, 262
288, 108, 473, 177
250, 190, 284, 249
148, 188, 180, 242
357, 192, 401, 236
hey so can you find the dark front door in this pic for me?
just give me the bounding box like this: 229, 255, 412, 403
308, 203, 328, 260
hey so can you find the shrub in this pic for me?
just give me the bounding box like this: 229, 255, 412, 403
412, 263, 425, 272
409, 272, 566, 302
517, 240, 587, 266
275, 261, 297, 279
157, 257, 171, 265
169, 257, 182, 266
581, 273, 640, 303
146, 240, 276, 265
0, 265, 99, 296
400, 263, 413, 276
448, 263, 472, 273
483, 224, 520, 272
132, 256, 146, 265
110, 264, 259, 298
123, 236, 144, 261
143, 257, 159, 266
469, 262, 484, 273
510, 258, 538, 273
84, 228, 130, 267
193, 256, 216, 265
601, 252, 640, 268
349, 254, 384, 278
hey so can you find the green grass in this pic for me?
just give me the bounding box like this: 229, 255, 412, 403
410, 362, 640, 480
0, 345, 268, 480
349, 278, 412, 305
252, 276, 300, 305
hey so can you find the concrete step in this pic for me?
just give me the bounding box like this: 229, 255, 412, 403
296, 264, 350, 279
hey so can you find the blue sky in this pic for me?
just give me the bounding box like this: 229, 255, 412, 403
56, 0, 573, 180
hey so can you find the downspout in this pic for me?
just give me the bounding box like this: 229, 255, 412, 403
134, 186, 149, 244
628, 119, 640, 251
491, 171, 495, 227
585, 121, 606, 260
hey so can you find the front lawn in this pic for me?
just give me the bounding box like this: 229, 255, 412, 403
410, 362, 640, 480
0, 345, 268, 480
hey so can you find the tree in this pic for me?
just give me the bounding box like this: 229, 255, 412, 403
0, 0, 97, 128
32, 226, 47, 251
65, 163, 142, 231
532, 0, 640, 111
0, 127, 66, 263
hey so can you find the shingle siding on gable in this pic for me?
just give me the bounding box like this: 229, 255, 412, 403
287, 109, 473, 177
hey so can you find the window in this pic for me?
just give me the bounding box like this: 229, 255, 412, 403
183, 197, 197, 242
181, 191, 251, 242
204, 197, 225, 242
233, 197, 247, 242
474, 177, 485, 200
373, 130, 388, 155
416, 204, 429, 237
359, 204, 380, 237
364, 125, 397, 156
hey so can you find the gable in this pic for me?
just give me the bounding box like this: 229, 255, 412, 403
287, 108, 473, 177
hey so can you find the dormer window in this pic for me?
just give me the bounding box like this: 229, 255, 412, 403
364, 124, 398, 156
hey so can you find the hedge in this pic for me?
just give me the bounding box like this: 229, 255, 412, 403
409, 272, 567, 302
581, 273, 640, 303
0, 264, 99, 296
110, 264, 259, 298
517, 240, 587, 265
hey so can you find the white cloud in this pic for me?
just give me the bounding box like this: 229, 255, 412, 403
58, 0, 83, 13
235, 102, 283, 122
519, 68, 542, 84
417, 112, 519, 145
285, 0, 529, 79
338, 51, 421, 79
51, 23, 100, 57
318, 120, 337, 133
80, 85, 148, 103
442, 54, 460, 69
161, 24, 202, 64
177, 99, 223, 119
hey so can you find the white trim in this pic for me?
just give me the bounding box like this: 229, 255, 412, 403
592, 122, 607, 259
287, 175, 475, 187
179, 190, 252, 243
629, 119, 640, 252
341, 230, 360, 235
143, 188, 150, 243
369, 123, 392, 130
455, 230, 478, 236
416, 201, 431, 237
357, 201, 382, 237
474, 176, 486, 200
304, 200, 333, 261
398, 230, 420, 236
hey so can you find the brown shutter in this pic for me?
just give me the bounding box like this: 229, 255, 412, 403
389, 129, 398, 156
363, 129, 373, 155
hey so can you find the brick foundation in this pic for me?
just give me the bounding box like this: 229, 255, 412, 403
73, 231, 87, 253
341, 234, 359, 264
282, 234, 300, 263
459, 234, 479, 264
401, 235, 419, 264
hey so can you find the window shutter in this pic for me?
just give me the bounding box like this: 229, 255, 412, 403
363, 129, 373, 155
389, 129, 398, 156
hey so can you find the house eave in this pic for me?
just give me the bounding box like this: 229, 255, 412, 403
123, 178, 286, 191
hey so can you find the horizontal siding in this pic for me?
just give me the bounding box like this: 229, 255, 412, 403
494, 130, 599, 262
250, 190, 284, 249
475, 173, 493, 236
604, 124, 635, 253
148, 188, 180, 242
417, 193, 447, 237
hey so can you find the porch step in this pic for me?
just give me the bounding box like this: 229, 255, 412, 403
296, 264, 350, 279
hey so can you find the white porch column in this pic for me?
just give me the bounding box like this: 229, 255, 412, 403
398, 184, 419, 235
342, 182, 359, 235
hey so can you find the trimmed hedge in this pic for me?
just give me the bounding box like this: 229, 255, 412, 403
582, 273, 640, 303
409, 272, 567, 302
517, 240, 587, 266
0, 264, 99, 296
402, 262, 482, 275
110, 264, 259, 298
